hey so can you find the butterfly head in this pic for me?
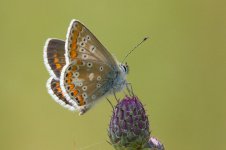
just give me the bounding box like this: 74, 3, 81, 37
120, 62, 129, 74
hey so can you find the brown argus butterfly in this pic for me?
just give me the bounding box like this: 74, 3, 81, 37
44, 20, 130, 115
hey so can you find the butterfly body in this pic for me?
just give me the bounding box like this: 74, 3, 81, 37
44, 19, 129, 115
111, 64, 128, 93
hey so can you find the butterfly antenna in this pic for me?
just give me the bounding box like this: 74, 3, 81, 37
122, 36, 149, 63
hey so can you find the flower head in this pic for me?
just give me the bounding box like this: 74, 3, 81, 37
108, 96, 150, 150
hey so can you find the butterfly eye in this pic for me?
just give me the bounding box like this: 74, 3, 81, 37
123, 65, 127, 72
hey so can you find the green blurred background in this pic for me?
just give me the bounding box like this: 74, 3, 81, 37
0, 0, 226, 149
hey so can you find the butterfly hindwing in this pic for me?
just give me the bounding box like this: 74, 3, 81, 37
44, 39, 66, 79
46, 77, 75, 111
60, 59, 116, 113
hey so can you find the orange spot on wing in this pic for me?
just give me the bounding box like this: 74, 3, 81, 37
73, 89, 79, 96
69, 24, 83, 60
72, 65, 77, 71
56, 87, 62, 93
54, 57, 59, 63
67, 72, 73, 77
66, 79, 72, 84
71, 41, 77, 50
70, 50, 77, 59
77, 60, 83, 65
55, 83, 63, 94
56, 64, 61, 69
53, 54, 61, 69
77, 95, 85, 106
71, 31, 78, 49
69, 84, 75, 90
70, 30, 78, 60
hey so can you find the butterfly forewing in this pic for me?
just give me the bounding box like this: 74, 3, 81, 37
60, 20, 120, 113
65, 20, 117, 66
44, 39, 66, 79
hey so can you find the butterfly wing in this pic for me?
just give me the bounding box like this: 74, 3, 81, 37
64, 20, 117, 66
44, 39, 76, 111
46, 77, 75, 111
44, 38, 66, 79
61, 60, 116, 114
60, 20, 120, 114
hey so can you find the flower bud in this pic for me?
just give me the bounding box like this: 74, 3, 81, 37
108, 96, 150, 150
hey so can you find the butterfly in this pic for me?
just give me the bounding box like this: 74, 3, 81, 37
44, 19, 129, 115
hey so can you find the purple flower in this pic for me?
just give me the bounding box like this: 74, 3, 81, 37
108, 96, 150, 150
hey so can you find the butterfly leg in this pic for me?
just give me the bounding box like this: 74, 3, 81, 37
126, 82, 134, 97
123, 90, 128, 96
113, 91, 119, 103
106, 97, 114, 110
